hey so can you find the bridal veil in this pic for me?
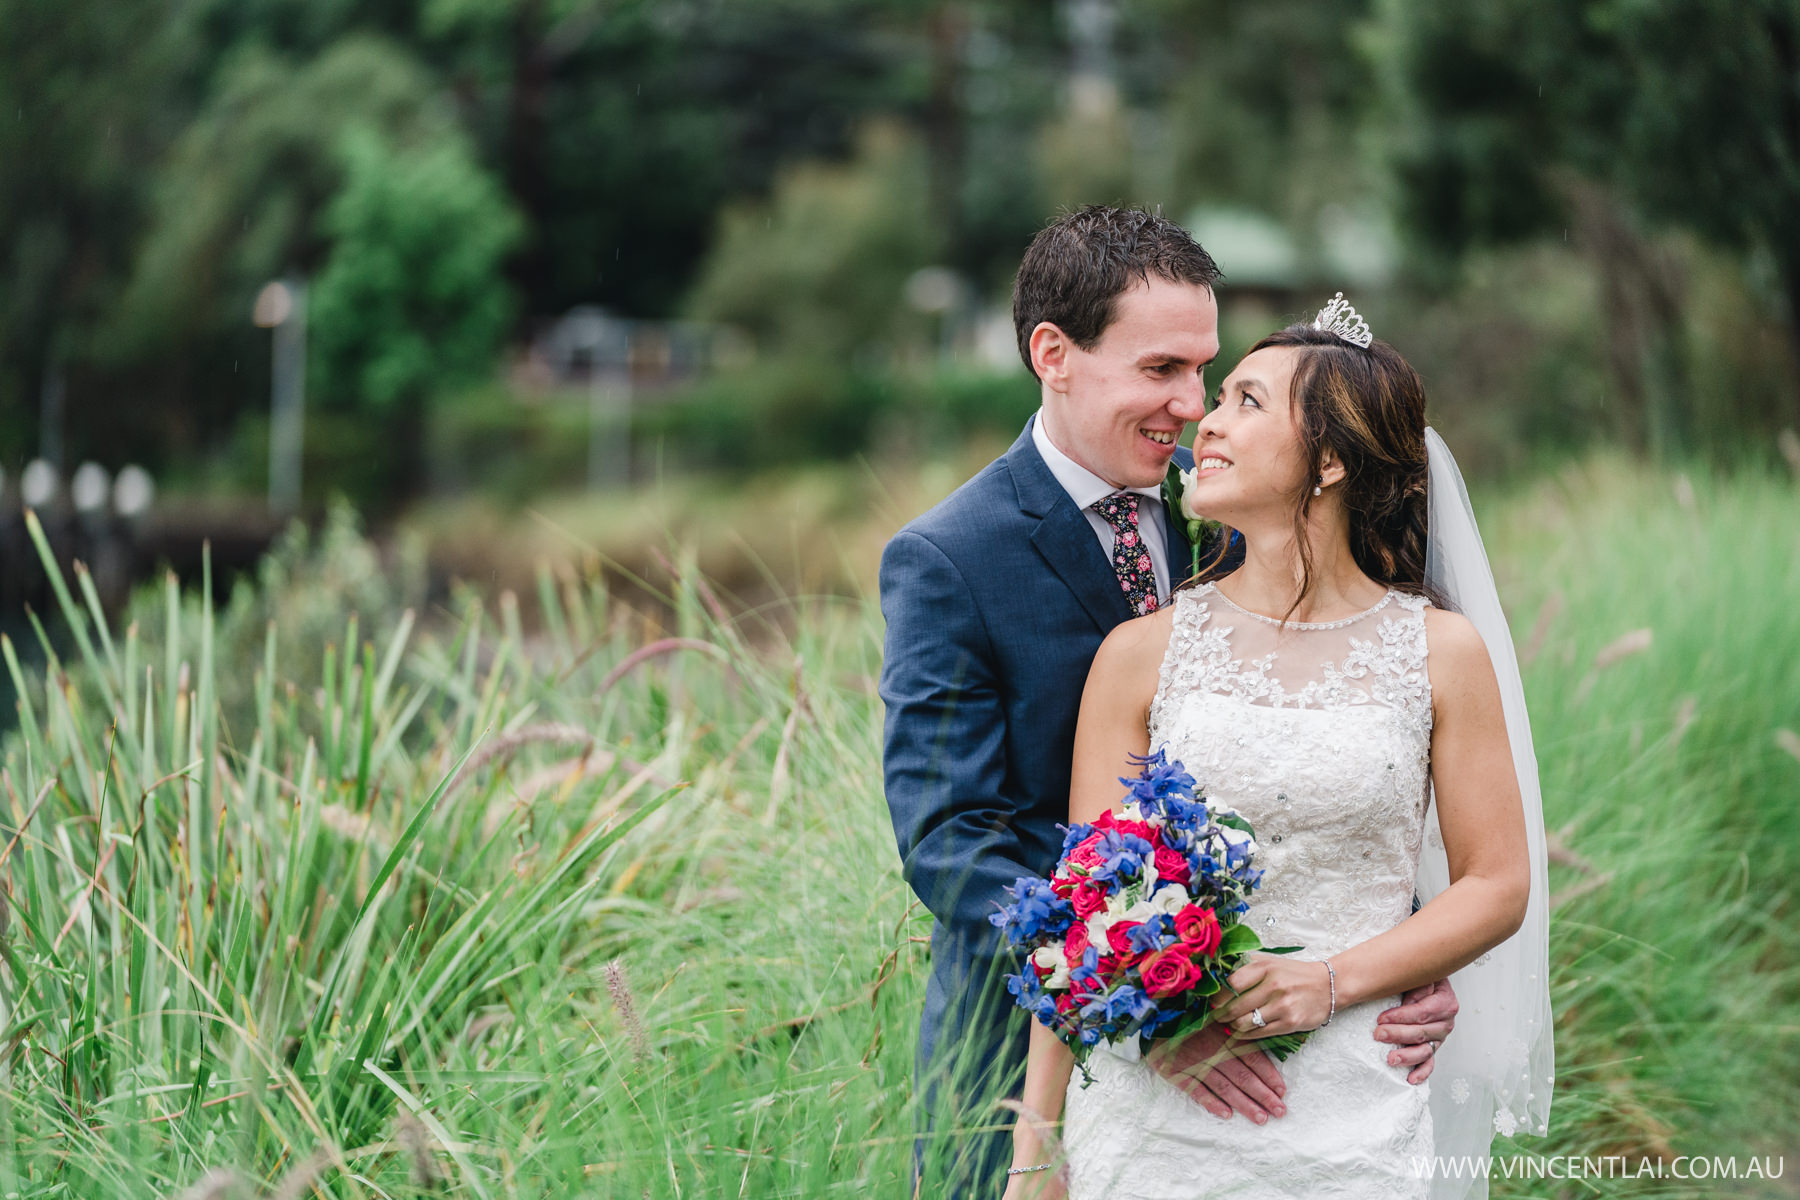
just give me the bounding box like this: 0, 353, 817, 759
1416, 427, 1555, 1200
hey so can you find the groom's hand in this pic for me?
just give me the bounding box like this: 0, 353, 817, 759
1145, 1023, 1287, 1123
1375, 977, 1458, 1084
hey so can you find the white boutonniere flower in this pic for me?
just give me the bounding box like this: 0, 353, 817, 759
1161, 461, 1222, 584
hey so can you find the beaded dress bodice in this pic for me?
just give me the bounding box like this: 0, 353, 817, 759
1060, 581, 1438, 1200
1149, 582, 1435, 959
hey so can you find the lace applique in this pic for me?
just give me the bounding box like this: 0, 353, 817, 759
1065, 581, 1441, 1199
1152, 584, 1432, 737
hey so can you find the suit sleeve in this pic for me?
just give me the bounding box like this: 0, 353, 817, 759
878, 529, 1033, 961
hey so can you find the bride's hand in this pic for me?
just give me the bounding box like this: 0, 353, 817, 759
1209, 954, 1333, 1038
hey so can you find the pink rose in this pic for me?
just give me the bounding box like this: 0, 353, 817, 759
1071, 882, 1108, 920
1153, 843, 1191, 885
1139, 947, 1202, 999
1063, 920, 1092, 962
1174, 904, 1222, 957
1066, 833, 1105, 870
1106, 921, 1142, 959
1116, 819, 1155, 842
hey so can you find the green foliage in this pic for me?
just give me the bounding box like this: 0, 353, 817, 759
0, 0, 198, 418
111, 36, 460, 356
308, 126, 522, 411
633, 360, 1039, 474
3, 459, 1799, 1195
1, 459, 1799, 1194
687, 121, 939, 363
1386, 0, 1800, 444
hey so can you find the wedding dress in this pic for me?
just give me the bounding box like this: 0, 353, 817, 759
1062, 580, 1438, 1200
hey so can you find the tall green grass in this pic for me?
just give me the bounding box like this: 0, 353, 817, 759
1, 456, 1796, 1198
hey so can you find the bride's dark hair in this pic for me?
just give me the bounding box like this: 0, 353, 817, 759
1193, 324, 1449, 617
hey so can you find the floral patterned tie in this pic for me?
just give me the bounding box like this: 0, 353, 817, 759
1092, 491, 1159, 617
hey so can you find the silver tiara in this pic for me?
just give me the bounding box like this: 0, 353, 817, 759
1312, 292, 1372, 349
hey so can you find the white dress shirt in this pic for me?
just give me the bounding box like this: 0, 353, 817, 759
1031, 409, 1172, 602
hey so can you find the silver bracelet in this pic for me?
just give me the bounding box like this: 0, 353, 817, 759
1321, 959, 1337, 1027
1007, 1163, 1054, 1176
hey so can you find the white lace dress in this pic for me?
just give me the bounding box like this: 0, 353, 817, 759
1062, 582, 1437, 1200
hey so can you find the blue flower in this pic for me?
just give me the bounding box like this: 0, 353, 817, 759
1068, 944, 1102, 992
1091, 831, 1155, 884
1006, 970, 1043, 1005
1120, 749, 1199, 818
1127, 915, 1175, 955
1105, 985, 1158, 1025
988, 875, 1076, 946
1160, 795, 1211, 829
1059, 821, 1098, 857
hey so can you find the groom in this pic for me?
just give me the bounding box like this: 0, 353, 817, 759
879, 206, 1458, 1194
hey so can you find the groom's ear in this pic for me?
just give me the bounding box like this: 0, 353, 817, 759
1029, 321, 1074, 392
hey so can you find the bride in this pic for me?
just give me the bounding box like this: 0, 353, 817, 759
1001, 300, 1553, 1200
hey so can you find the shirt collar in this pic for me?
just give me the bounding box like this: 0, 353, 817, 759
1031, 409, 1164, 512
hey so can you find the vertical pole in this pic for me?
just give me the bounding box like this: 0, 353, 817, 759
587, 368, 631, 489
269, 278, 307, 515
39, 365, 65, 471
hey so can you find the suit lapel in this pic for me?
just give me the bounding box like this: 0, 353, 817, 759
1009, 417, 1133, 632
1164, 445, 1195, 590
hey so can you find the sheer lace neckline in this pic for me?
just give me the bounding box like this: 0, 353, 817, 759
1202, 582, 1396, 631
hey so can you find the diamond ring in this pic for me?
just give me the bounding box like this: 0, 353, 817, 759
1250, 1008, 1266, 1029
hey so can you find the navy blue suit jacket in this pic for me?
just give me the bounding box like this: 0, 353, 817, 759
878, 415, 1237, 1152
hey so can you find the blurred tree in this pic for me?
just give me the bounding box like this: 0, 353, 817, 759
686, 121, 936, 363
0, 0, 199, 459
307, 125, 522, 492
309, 126, 521, 410
113, 38, 456, 353
420, 0, 928, 318
1388, 0, 1800, 448
99, 36, 465, 467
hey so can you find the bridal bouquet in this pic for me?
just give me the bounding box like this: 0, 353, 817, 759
990, 749, 1306, 1082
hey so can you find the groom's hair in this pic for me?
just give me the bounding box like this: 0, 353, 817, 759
1012, 205, 1221, 379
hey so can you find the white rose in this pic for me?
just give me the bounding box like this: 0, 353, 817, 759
1178, 465, 1206, 522
1032, 944, 1071, 990
1150, 883, 1190, 915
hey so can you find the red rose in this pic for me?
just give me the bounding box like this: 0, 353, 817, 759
1114, 818, 1155, 842
1096, 953, 1121, 978
1139, 947, 1202, 999
1174, 904, 1222, 957
1055, 993, 1078, 1015
1153, 843, 1191, 885
1051, 873, 1079, 898
1033, 956, 1054, 980
1066, 833, 1106, 870
1106, 921, 1142, 959
1063, 920, 1092, 961
1071, 882, 1108, 920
